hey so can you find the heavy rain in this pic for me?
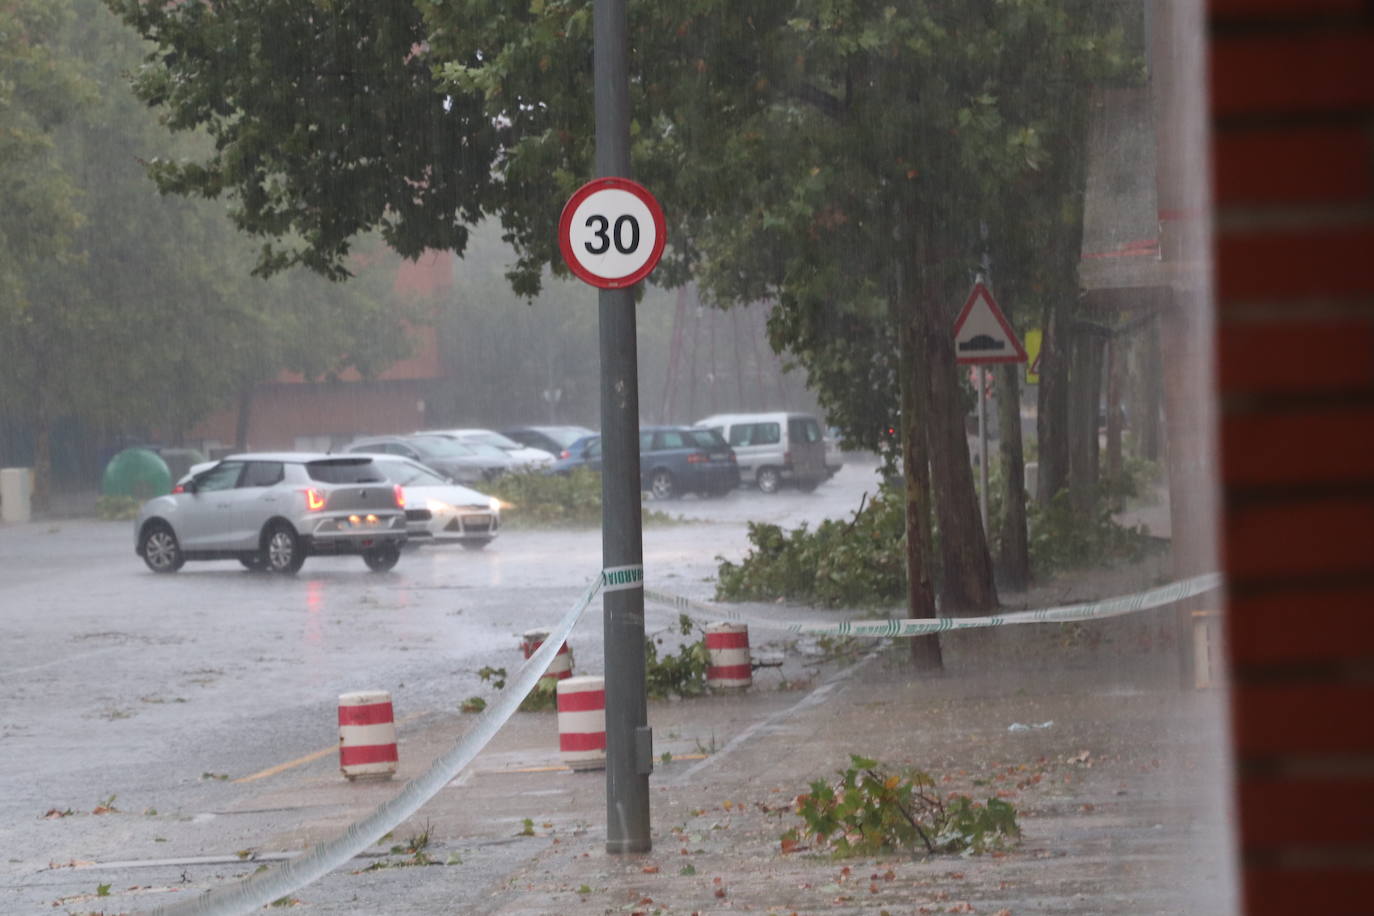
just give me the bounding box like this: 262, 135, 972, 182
2, 2, 1238, 914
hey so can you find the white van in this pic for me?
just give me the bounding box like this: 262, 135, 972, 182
694, 412, 828, 493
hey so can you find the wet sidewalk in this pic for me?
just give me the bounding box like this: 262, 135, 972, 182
202, 632, 1235, 916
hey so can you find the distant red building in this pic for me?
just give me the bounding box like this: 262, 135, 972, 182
187, 251, 452, 454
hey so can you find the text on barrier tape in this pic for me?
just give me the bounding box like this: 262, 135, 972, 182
603, 564, 644, 592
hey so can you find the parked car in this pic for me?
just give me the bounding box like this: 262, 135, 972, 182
343, 434, 511, 484
694, 412, 828, 493
502, 425, 597, 458
550, 434, 602, 475
639, 426, 739, 499
367, 455, 501, 550
420, 428, 556, 470
134, 453, 408, 574
547, 427, 738, 498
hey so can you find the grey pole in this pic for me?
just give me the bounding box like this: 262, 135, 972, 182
978, 365, 989, 533
594, 0, 652, 854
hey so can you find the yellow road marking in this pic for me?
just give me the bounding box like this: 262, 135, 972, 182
232, 711, 424, 784
233, 747, 335, 784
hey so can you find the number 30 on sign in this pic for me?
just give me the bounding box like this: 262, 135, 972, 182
558, 177, 667, 289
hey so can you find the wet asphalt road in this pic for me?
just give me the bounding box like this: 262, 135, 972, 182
0, 459, 886, 910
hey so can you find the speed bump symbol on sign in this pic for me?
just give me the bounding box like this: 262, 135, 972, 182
558, 177, 666, 289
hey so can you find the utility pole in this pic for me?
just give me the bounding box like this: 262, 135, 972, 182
594, 0, 651, 855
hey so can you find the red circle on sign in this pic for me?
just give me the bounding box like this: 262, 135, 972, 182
558, 177, 667, 289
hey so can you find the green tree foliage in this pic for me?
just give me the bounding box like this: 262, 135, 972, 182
104, 1, 1136, 618
783, 754, 1020, 858
716, 489, 907, 608
1, 1, 425, 501
0, 0, 88, 305
105, 0, 499, 280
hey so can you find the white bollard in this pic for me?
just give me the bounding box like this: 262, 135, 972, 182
338, 690, 398, 780
705, 622, 752, 690
556, 675, 606, 771
0, 468, 32, 524
521, 628, 574, 688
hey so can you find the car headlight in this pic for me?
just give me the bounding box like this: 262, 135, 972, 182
488, 497, 502, 513
427, 499, 452, 514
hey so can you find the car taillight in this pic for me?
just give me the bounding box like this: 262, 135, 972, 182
305, 488, 326, 511
687, 453, 706, 464
559, 449, 570, 459
172, 484, 186, 494
393, 484, 405, 508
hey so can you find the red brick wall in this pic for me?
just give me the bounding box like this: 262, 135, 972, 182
1212, 0, 1374, 910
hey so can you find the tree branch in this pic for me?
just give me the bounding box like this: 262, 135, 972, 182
789, 82, 847, 121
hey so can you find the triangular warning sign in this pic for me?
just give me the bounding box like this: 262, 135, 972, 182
952, 282, 1027, 365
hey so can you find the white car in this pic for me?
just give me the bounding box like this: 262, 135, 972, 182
369, 456, 502, 550
135, 453, 408, 574
420, 428, 555, 471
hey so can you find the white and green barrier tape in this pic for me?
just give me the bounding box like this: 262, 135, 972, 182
146, 567, 1222, 916
148, 573, 606, 916
646, 572, 1223, 638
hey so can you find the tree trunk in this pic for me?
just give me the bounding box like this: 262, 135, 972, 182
900, 316, 942, 669
235, 385, 254, 450
895, 254, 942, 670
1068, 330, 1105, 515
31, 411, 52, 515
925, 322, 998, 615
1105, 335, 1124, 506
1137, 315, 1163, 462
995, 362, 1031, 590
1037, 295, 1071, 507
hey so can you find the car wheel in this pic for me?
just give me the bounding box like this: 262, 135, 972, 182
140, 522, 184, 573
649, 469, 676, 500
362, 543, 401, 572
239, 554, 268, 572
797, 479, 820, 494
264, 522, 305, 574
756, 467, 781, 494
460, 538, 492, 551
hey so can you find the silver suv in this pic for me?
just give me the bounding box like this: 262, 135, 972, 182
134, 453, 408, 574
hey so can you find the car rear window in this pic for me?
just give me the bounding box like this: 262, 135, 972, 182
788, 417, 822, 443
306, 458, 386, 483
688, 429, 727, 449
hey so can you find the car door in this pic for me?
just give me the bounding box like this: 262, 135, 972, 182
583, 437, 603, 471
178, 461, 245, 549
230, 460, 287, 549
787, 416, 828, 483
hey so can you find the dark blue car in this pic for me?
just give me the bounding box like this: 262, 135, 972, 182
550, 434, 602, 475
549, 427, 739, 499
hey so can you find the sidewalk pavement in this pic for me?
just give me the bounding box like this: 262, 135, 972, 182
201, 630, 1236, 916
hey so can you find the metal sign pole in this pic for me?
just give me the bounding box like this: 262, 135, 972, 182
978, 366, 989, 534
594, 0, 651, 855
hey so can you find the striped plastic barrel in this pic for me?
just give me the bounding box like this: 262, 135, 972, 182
338, 690, 398, 780
705, 622, 752, 690
521, 628, 574, 688
556, 676, 606, 771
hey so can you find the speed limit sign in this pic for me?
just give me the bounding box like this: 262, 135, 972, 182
558, 177, 666, 289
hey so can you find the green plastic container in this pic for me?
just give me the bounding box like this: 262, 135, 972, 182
101, 448, 173, 501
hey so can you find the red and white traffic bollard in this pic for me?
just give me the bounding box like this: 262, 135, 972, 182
521, 628, 574, 688
338, 690, 398, 781
705, 622, 752, 690
556, 675, 606, 771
